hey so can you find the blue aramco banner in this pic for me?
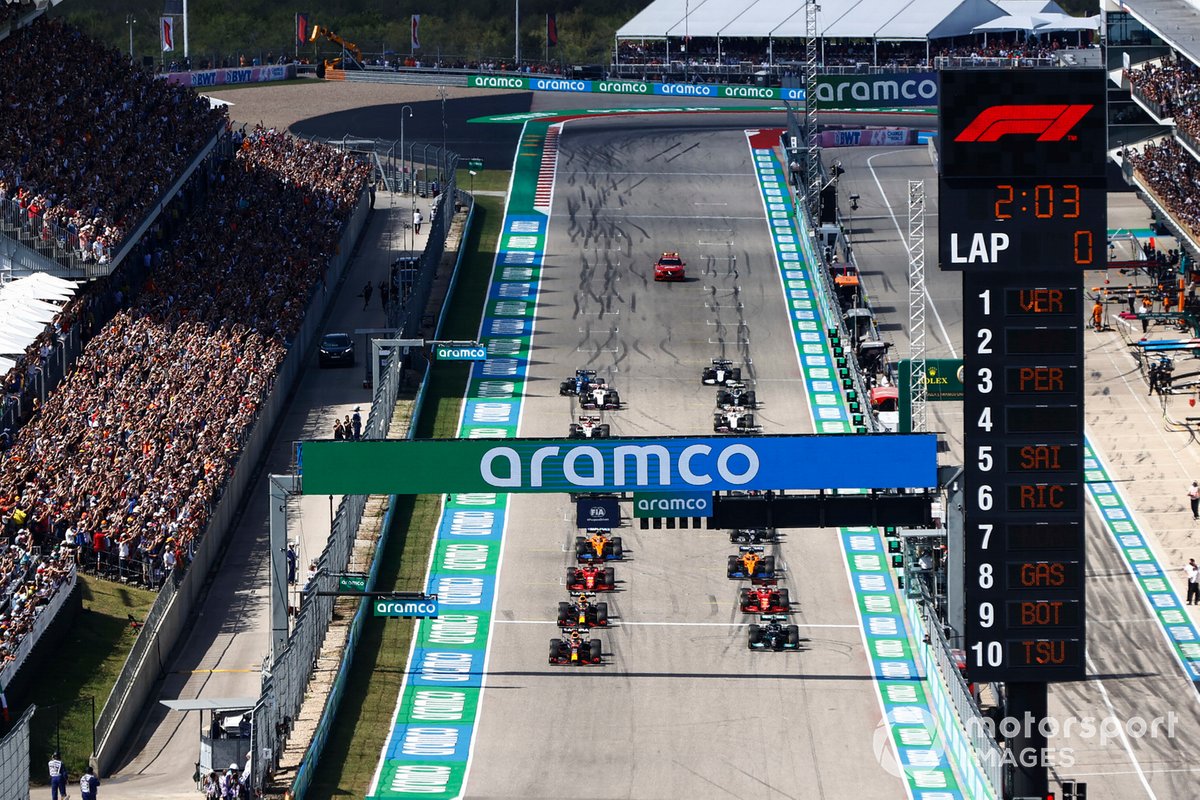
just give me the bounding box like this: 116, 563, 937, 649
301, 434, 939, 495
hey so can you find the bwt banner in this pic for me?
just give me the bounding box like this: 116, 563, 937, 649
465, 71, 938, 107
162, 64, 296, 88
300, 434, 938, 495
820, 129, 917, 147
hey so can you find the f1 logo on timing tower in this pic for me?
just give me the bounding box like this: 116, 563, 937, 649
954, 104, 1094, 143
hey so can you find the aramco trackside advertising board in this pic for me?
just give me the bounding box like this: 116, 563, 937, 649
299, 434, 937, 495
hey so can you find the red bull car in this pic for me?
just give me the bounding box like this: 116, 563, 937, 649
653, 251, 686, 281
576, 530, 624, 562
557, 593, 610, 628
549, 628, 604, 665
566, 564, 616, 592
739, 585, 791, 614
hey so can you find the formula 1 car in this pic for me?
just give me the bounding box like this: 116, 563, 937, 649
549, 628, 604, 665
702, 358, 742, 387
653, 251, 687, 282
566, 564, 616, 592
730, 527, 778, 545
559, 368, 598, 397
713, 407, 762, 434
727, 546, 778, 582
748, 615, 801, 651
557, 593, 610, 628
568, 415, 611, 439
579, 382, 622, 411
716, 381, 757, 409
739, 585, 791, 614
576, 530, 624, 562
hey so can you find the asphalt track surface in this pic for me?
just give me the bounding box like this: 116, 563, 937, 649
462, 116, 906, 800
832, 146, 1200, 798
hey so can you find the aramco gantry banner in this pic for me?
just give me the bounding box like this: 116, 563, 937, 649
300, 434, 938, 495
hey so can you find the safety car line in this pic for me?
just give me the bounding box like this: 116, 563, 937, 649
748, 128, 986, 800
367, 121, 557, 799
1082, 440, 1200, 685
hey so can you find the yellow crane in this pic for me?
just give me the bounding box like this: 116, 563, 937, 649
309, 23, 364, 70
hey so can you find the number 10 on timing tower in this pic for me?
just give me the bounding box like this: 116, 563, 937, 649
939, 69, 1105, 682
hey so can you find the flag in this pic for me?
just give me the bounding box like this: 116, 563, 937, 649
411, 14, 421, 50
160, 16, 175, 52
296, 13, 310, 48
547, 13, 558, 47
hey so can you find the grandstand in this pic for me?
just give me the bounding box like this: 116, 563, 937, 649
0, 13, 371, 787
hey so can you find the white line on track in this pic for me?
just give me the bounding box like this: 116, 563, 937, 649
866, 151, 958, 359
1083, 653, 1159, 799
495, 619, 858, 628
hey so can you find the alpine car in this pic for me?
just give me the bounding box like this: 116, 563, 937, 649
318, 332, 356, 367
702, 358, 742, 386
713, 407, 762, 434
579, 382, 622, 411
653, 251, 687, 282
739, 585, 791, 614
730, 527, 778, 544
576, 530, 624, 562
566, 564, 616, 592
727, 546, 778, 582
748, 615, 802, 651
549, 628, 604, 665
716, 381, 757, 409
559, 368, 597, 397
557, 593, 610, 628
568, 415, 611, 439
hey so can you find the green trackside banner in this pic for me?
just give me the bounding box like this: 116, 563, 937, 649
300, 434, 937, 495
465, 71, 939, 108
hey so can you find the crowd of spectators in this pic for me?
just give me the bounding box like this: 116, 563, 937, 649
1127, 138, 1200, 241
0, 105, 368, 667
1125, 57, 1200, 118
0, 18, 224, 264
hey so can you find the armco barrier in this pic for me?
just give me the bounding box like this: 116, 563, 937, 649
283, 195, 475, 800
92, 189, 371, 776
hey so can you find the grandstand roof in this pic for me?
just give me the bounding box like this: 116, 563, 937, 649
994, 0, 1066, 14
615, 0, 1012, 40
0, 272, 76, 358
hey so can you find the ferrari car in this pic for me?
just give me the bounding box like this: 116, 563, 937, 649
716, 381, 757, 409
653, 251, 687, 282
559, 368, 598, 397
739, 585, 791, 614
557, 593, 610, 628
727, 546, 778, 582
568, 415, 611, 439
730, 527, 778, 545
576, 530, 624, 562
549, 628, 604, 665
748, 615, 802, 651
579, 382, 622, 411
713, 407, 762, 434
702, 358, 742, 386
566, 564, 616, 592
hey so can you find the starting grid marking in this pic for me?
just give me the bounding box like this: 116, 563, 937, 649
1083, 441, 1200, 683
749, 129, 981, 800
367, 124, 552, 800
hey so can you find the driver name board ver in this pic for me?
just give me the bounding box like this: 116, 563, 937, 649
940, 69, 1105, 682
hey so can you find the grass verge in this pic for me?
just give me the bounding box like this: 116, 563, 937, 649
456, 168, 510, 194
306, 191, 507, 799
26, 576, 157, 782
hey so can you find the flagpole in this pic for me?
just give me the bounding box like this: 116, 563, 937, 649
515, 0, 520, 66
183, 0, 188, 60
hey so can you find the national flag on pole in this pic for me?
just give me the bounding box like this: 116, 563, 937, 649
547, 13, 558, 47
411, 14, 421, 50
296, 13, 310, 48
160, 16, 175, 52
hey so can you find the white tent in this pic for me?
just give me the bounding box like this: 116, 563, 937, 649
0, 271, 76, 360
1036, 13, 1101, 31
972, 13, 1049, 31
994, 0, 1066, 14
0, 356, 14, 373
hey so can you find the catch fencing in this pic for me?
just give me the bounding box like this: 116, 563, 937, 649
249, 147, 461, 793
0, 705, 35, 800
